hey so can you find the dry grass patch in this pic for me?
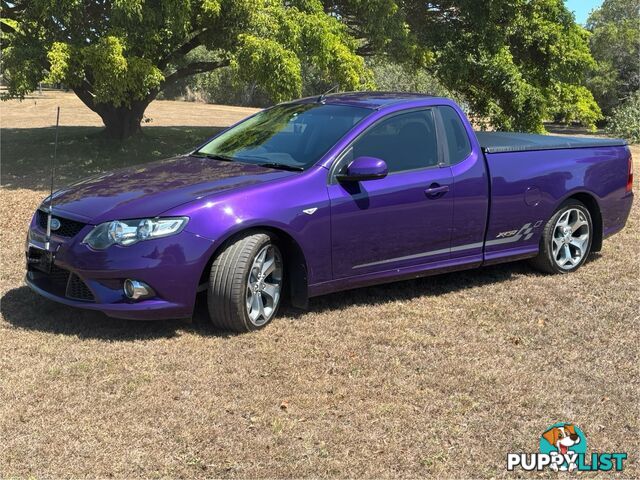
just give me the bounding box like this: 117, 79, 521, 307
1, 94, 638, 478
2, 91, 259, 129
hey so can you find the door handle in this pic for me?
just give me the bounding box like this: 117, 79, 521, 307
425, 183, 449, 198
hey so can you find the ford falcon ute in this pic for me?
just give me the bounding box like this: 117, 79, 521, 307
25, 92, 634, 331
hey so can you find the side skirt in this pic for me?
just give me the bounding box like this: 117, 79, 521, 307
483, 245, 538, 266
308, 254, 483, 298
307, 245, 539, 299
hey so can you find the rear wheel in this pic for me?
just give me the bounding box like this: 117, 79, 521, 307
530, 200, 593, 274
207, 232, 283, 332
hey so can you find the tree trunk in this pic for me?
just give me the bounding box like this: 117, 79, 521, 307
72, 86, 156, 140
94, 100, 150, 140
70, 59, 230, 139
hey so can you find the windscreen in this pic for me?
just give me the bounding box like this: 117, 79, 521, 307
195, 103, 371, 170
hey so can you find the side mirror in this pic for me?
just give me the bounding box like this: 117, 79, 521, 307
336, 156, 388, 182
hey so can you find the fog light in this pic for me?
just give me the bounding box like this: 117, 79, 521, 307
123, 279, 154, 300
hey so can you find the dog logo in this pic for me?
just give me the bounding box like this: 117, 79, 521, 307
507, 422, 627, 472
540, 423, 585, 472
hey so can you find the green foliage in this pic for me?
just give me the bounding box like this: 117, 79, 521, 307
419, 0, 601, 130
3, 0, 370, 101
322, 0, 426, 65
178, 0, 603, 132
3, 0, 609, 135
587, 0, 640, 115
2, 41, 47, 96
0, 17, 18, 50
45, 36, 165, 107
171, 55, 444, 108
160, 46, 273, 107
546, 84, 603, 131
326, 0, 602, 131
232, 35, 303, 102
1, 0, 371, 137
81, 37, 165, 105
366, 58, 452, 97
606, 91, 640, 144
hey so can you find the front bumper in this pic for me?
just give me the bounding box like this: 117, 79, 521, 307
25, 215, 215, 320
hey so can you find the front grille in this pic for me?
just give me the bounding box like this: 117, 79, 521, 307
36, 210, 86, 238
28, 263, 95, 302
45, 264, 71, 296
66, 273, 95, 301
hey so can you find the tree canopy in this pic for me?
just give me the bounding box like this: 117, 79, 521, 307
587, 0, 640, 115
324, 0, 602, 131
2, 0, 371, 138
2, 0, 604, 136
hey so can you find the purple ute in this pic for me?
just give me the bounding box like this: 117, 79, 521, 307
25, 93, 634, 331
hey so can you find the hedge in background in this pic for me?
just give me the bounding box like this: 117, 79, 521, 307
606, 91, 640, 144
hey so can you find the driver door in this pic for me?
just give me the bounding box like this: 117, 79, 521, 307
328, 109, 454, 279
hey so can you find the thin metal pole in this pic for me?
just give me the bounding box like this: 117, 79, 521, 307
45, 107, 60, 250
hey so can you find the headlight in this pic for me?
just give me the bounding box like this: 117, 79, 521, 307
82, 217, 188, 250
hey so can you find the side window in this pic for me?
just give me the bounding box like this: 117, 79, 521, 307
348, 110, 439, 173
438, 106, 471, 164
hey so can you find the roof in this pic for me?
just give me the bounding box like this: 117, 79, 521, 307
291, 91, 437, 109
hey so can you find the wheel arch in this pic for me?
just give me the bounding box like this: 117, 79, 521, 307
198, 225, 309, 309
563, 191, 603, 252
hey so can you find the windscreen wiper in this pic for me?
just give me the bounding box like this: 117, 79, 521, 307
237, 155, 304, 172
192, 152, 236, 162
257, 162, 304, 172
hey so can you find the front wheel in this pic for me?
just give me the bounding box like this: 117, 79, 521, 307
530, 200, 593, 274
207, 232, 284, 332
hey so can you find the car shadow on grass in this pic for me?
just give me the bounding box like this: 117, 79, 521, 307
285, 253, 603, 319
0, 285, 237, 341
1, 126, 223, 191
1, 256, 604, 340
295, 261, 542, 317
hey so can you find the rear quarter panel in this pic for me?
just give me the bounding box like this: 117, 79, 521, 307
485, 145, 632, 260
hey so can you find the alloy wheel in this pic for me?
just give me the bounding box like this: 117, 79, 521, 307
551, 208, 590, 270
246, 244, 283, 326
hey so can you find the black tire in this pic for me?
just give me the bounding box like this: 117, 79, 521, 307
529, 199, 593, 274
207, 232, 283, 332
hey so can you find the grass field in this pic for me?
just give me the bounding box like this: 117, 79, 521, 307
1, 93, 638, 478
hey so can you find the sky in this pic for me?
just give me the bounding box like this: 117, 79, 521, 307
565, 0, 604, 24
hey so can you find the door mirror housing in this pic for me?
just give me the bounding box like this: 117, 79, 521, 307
336, 156, 388, 182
